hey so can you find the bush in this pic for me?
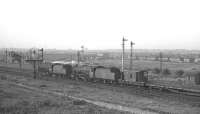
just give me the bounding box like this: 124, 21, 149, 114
162, 68, 171, 75
195, 72, 200, 85
175, 70, 184, 77
0, 75, 7, 80
153, 68, 161, 74
73, 100, 86, 105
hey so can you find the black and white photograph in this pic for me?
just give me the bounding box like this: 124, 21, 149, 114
0, 0, 200, 114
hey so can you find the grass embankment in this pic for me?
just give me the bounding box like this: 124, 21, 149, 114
0, 79, 129, 114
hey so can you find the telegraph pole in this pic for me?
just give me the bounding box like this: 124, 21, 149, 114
77, 51, 80, 66
40, 48, 44, 61
81, 46, 84, 52
77, 46, 84, 66
5, 49, 8, 64
130, 41, 135, 70
121, 37, 128, 80
160, 52, 163, 72
81, 45, 84, 62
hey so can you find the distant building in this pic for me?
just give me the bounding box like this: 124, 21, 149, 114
184, 58, 190, 63
195, 58, 200, 63
189, 58, 195, 63
170, 58, 182, 63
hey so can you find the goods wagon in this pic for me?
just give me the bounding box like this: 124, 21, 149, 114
124, 70, 148, 84
136, 70, 148, 83
91, 66, 121, 83
124, 70, 137, 83
95, 67, 115, 80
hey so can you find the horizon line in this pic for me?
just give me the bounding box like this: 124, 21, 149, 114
0, 47, 200, 51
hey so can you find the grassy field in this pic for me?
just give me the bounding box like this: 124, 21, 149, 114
42, 53, 200, 71
0, 78, 129, 114
1, 49, 200, 90
1, 53, 200, 91
94, 59, 200, 71
1, 51, 200, 72
40, 53, 200, 72
1, 59, 200, 72
1, 69, 200, 114
0, 63, 33, 70
95, 59, 200, 90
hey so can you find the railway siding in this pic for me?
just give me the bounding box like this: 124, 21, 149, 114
0, 67, 200, 113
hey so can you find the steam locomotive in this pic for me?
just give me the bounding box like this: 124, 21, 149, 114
38, 61, 200, 97
39, 61, 148, 85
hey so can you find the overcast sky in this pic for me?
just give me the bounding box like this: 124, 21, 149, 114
0, 0, 200, 50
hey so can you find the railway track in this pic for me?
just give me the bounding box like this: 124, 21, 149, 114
0, 66, 32, 76
0, 66, 200, 100
1, 66, 200, 114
